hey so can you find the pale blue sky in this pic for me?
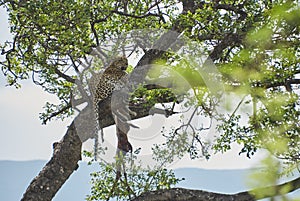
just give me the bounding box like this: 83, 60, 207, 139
0, 6, 266, 169
0, 7, 71, 161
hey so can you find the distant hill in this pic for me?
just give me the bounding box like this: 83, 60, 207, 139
175, 168, 250, 194
0, 160, 299, 201
0, 160, 98, 201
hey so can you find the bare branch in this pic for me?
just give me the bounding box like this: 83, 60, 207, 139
112, 10, 161, 19
90, 21, 100, 46
53, 68, 76, 83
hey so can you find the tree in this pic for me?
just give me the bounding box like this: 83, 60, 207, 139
1, 0, 300, 200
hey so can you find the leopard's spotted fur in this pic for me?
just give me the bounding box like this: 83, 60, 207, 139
89, 56, 130, 158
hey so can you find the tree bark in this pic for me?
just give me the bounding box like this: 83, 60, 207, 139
131, 188, 255, 201
21, 122, 82, 201
132, 175, 300, 201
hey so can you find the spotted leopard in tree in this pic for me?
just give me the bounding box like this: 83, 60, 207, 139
91, 56, 128, 103
89, 56, 131, 159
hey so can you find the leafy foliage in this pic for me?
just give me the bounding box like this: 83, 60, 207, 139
85, 155, 183, 201
215, 1, 300, 164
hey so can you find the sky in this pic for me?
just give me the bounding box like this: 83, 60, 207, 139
0, 6, 267, 169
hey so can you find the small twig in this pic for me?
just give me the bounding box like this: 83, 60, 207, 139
69, 54, 80, 74
154, 0, 166, 23
112, 10, 161, 19
54, 68, 76, 83
229, 95, 246, 120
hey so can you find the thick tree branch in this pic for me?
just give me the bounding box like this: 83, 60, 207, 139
132, 175, 300, 201
209, 33, 244, 61
21, 122, 82, 201
53, 68, 76, 83
131, 188, 255, 201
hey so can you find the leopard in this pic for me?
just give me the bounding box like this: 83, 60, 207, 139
89, 56, 132, 159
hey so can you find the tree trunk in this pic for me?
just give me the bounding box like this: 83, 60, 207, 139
21, 122, 82, 201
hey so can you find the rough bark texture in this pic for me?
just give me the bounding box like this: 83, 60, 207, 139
131, 175, 300, 201
21, 122, 82, 201
131, 188, 255, 201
